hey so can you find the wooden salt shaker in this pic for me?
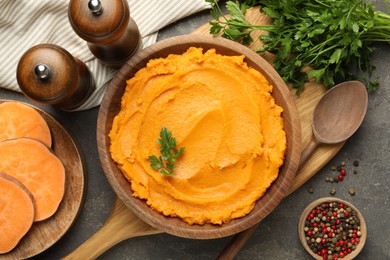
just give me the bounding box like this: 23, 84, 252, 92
16, 44, 95, 111
68, 0, 142, 68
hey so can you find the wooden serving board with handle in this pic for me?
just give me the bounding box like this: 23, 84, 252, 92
63, 7, 344, 259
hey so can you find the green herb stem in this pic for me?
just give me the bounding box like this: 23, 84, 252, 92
149, 127, 185, 176
207, 0, 390, 92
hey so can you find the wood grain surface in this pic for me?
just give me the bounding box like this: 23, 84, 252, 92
0, 100, 86, 260
65, 7, 345, 259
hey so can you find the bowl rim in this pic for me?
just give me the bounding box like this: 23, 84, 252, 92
97, 34, 301, 239
298, 197, 367, 259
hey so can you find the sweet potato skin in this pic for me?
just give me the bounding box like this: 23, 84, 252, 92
0, 138, 65, 222
0, 101, 52, 147
0, 172, 35, 254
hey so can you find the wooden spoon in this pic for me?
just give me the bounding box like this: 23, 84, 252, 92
217, 80, 368, 260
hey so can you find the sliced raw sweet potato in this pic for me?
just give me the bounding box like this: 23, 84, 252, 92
0, 172, 35, 254
0, 138, 65, 222
0, 101, 52, 147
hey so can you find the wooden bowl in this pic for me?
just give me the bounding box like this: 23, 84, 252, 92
97, 34, 301, 239
298, 197, 367, 259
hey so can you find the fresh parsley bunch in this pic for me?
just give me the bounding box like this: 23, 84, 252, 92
207, 0, 390, 93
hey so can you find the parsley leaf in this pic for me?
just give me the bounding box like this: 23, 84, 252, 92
149, 127, 185, 176
207, 0, 390, 93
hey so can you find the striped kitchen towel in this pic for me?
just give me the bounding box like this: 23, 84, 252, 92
0, 0, 211, 110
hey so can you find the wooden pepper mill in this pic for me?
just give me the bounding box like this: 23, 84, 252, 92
68, 0, 142, 68
16, 44, 95, 111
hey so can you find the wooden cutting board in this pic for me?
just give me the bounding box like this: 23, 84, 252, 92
63, 7, 344, 259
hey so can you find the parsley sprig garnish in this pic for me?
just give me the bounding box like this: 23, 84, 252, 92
148, 127, 185, 176
206, 0, 390, 94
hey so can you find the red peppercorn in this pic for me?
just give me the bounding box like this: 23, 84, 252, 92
333, 211, 338, 217
340, 169, 347, 176
339, 203, 344, 208
339, 252, 345, 258
336, 219, 341, 225
311, 209, 317, 214
339, 240, 344, 246
323, 210, 328, 215
338, 175, 344, 181
332, 254, 338, 260
313, 222, 318, 227
321, 238, 327, 243
344, 211, 349, 217
355, 237, 360, 243
307, 230, 313, 236
328, 232, 333, 237
321, 249, 327, 255
332, 225, 337, 230
323, 254, 328, 260
347, 248, 352, 253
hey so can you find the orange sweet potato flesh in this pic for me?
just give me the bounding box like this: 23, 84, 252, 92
0, 101, 52, 147
0, 172, 35, 254
0, 138, 65, 222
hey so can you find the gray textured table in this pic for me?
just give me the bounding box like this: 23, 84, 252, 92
1, 1, 388, 259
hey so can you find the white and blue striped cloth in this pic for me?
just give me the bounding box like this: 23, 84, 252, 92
0, 0, 210, 110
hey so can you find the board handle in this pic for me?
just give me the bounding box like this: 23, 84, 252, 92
63, 198, 161, 260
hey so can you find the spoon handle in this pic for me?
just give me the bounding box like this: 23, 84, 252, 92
216, 223, 259, 260
298, 135, 320, 170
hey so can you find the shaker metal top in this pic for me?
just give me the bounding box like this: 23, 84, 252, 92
34, 64, 51, 80
88, 0, 103, 15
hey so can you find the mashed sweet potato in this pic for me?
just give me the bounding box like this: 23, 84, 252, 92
109, 47, 286, 225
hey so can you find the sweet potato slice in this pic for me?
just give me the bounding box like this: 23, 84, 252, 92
0, 138, 65, 222
0, 172, 35, 254
0, 101, 52, 147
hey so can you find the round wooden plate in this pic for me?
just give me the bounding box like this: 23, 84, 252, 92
97, 34, 302, 239
0, 100, 86, 259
